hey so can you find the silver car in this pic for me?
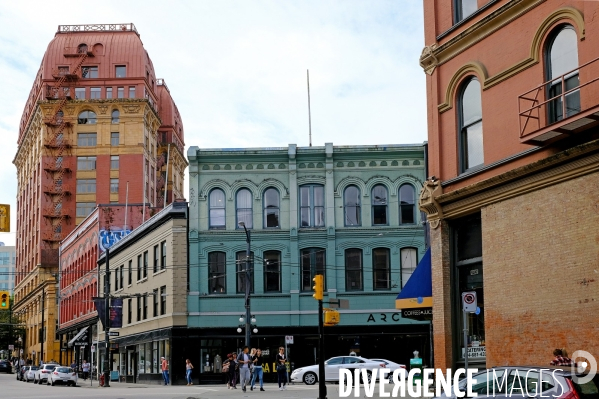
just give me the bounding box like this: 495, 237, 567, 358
47, 366, 78, 386
33, 363, 59, 384
24, 366, 39, 382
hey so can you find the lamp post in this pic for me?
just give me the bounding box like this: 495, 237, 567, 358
237, 221, 251, 347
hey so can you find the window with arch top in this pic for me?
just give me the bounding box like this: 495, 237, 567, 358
236, 188, 252, 229
209, 189, 226, 229
399, 184, 416, 224
111, 109, 120, 124
77, 110, 97, 124
344, 186, 361, 226
371, 184, 388, 225
263, 188, 280, 228
458, 77, 483, 172
546, 24, 580, 123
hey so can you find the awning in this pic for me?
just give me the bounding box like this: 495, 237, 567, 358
396, 248, 432, 319
68, 327, 89, 347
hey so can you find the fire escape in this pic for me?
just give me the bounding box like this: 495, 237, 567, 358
42, 45, 92, 254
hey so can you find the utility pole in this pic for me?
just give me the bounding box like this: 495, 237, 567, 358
41, 287, 44, 363
103, 248, 110, 387
312, 274, 326, 399
238, 222, 251, 347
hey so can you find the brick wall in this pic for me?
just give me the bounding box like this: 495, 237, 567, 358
482, 170, 599, 367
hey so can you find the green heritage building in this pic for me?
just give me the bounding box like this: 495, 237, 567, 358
186, 143, 429, 383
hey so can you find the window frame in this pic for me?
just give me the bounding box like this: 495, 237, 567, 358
129, 86, 136, 98
209, 189, 226, 229
372, 247, 391, 290
115, 65, 126, 78
77, 133, 97, 147
160, 286, 166, 315
300, 248, 326, 292
110, 179, 119, 194
153, 289, 158, 317
75, 202, 95, 218
76, 179, 96, 194
399, 184, 416, 224
90, 87, 101, 99
111, 110, 120, 124
77, 156, 97, 171
343, 185, 361, 227
235, 188, 253, 229
208, 251, 226, 294
454, 0, 478, 24
371, 184, 389, 226
263, 250, 282, 293
153, 245, 159, 274
81, 66, 98, 78
400, 247, 418, 288
299, 184, 325, 228
106, 87, 113, 99
345, 248, 363, 291
110, 155, 119, 170
458, 77, 484, 173
111, 132, 119, 146
235, 251, 254, 294
263, 187, 280, 228
160, 241, 166, 270
137, 254, 142, 281
117, 87, 124, 98
75, 88, 86, 100
143, 251, 148, 279
77, 110, 96, 124
128, 260, 132, 285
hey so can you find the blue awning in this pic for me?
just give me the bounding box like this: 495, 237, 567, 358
396, 248, 432, 309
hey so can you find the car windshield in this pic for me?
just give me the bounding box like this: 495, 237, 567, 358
31, 367, 39, 370
46, 365, 56, 370
56, 367, 70, 373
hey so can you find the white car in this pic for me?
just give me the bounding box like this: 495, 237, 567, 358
24, 366, 39, 382
290, 356, 383, 385
369, 358, 407, 382
34, 363, 59, 384
47, 366, 78, 386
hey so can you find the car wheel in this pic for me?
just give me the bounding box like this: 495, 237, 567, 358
360, 371, 372, 385
303, 372, 317, 385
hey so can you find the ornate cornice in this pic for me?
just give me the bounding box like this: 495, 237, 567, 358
418, 179, 444, 229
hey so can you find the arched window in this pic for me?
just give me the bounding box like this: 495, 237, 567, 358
77, 43, 88, 54
458, 77, 483, 172
371, 185, 388, 225
263, 188, 280, 228
263, 251, 281, 293
546, 25, 580, 123
77, 110, 97, 124
345, 249, 363, 291
400, 247, 417, 288
236, 189, 252, 229
209, 189, 226, 229
399, 184, 416, 224
208, 251, 226, 294
344, 186, 361, 226
111, 109, 120, 124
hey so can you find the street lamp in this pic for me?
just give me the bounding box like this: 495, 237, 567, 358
237, 221, 252, 347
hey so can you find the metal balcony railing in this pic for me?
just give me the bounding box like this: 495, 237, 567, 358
42, 183, 72, 195
519, 56, 599, 144
58, 23, 138, 35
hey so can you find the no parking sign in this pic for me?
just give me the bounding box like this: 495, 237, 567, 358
461, 291, 477, 313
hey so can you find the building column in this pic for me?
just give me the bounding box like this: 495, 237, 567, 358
430, 219, 452, 369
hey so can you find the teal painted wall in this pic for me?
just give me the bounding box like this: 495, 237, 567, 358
187, 143, 427, 329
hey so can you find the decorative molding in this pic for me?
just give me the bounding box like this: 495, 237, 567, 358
297, 175, 326, 185
437, 6, 585, 113
122, 104, 141, 113
418, 179, 444, 229
419, 44, 439, 75
97, 105, 108, 115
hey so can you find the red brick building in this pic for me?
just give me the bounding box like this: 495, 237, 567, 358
58, 204, 154, 366
419, 0, 599, 369
13, 23, 187, 363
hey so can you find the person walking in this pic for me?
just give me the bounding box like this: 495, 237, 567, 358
82, 360, 90, 380
223, 353, 233, 389
250, 348, 265, 391
238, 346, 252, 392
276, 347, 288, 390
185, 359, 194, 385
230, 353, 239, 389
550, 349, 577, 367
161, 356, 169, 385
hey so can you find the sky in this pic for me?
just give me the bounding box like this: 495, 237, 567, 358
0, 0, 426, 246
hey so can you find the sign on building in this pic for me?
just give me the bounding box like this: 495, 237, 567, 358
99, 228, 131, 252
0, 204, 9, 233
462, 346, 486, 358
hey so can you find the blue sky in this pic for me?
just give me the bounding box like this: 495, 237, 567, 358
0, 0, 426, 246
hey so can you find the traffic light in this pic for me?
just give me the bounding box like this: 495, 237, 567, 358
0, 291, 9, 309
312, 274, 323, 301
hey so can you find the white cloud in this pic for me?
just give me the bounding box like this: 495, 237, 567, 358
0, 0, 426, 246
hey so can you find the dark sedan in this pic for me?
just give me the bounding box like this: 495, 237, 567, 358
0, 360, 12, 373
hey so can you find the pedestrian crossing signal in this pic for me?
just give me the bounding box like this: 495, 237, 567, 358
312, 274, 323, 301
0, 291, 9, 309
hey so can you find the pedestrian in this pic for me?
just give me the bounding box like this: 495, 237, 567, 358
223, 353, 233, 389
161, 356, 169, 385
70, 360, 76, 369
229, 353, 238, 389
82, 360, 90, 380
250, 348, 265, 391
238, 346, 252, 392
185, 359, 194, 385
276, 346, 287, 390
550, 349, 577, 367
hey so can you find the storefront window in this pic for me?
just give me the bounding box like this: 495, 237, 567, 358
138, 344, 145, 373
153, 342, 159, 373
145, 344, 152, 374
453, 213, 485, 362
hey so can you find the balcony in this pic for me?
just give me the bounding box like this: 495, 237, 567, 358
45, 85, 72, 100
42, 158, 74, 172
58, 23, 138, 35
42, 230, 63, 242
519, 56, 599, 145
62, 46, 95, 58
42, 182, 72, 195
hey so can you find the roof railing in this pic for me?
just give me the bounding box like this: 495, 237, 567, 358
57, 23, 138, 35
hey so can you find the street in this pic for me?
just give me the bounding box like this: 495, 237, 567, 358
0, 372, 420, 398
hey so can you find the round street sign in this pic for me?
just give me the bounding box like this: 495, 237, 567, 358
461, 291, 477, 313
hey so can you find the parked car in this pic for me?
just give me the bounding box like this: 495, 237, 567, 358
16, 365, 27, 380
34, 363, 59, 384
24, 366, 39, 382
47, 366, 78, 386
432, 366, 599, 399
368, 358, 407, 382
290, 356, 384, 385
0, 360, 12, 373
